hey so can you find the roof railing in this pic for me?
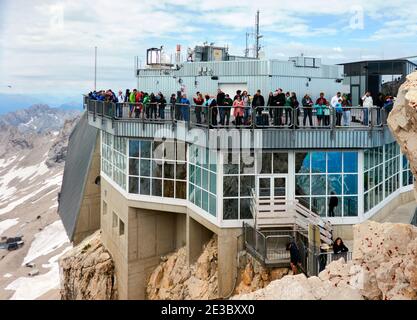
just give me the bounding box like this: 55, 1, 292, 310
84, 96, 389, 130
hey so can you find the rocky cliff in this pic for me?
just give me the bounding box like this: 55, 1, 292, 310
147, 236, 219, 300
234, 252, 290, 295
60, 231, 117, 300
388, 71, 417, 198
233, 221, 417, 300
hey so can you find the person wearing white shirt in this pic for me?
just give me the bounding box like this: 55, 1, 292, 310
116, 90, 125, 117
331, 92, 342, 108
361, 91, 373, 126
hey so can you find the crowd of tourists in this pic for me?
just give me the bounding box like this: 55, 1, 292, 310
87, 88, 395, 128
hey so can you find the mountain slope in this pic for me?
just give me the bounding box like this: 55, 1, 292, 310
0, 106, 80, 300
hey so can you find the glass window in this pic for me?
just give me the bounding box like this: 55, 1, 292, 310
202, 169, 209, 190
202, 191, 209, 211
240, 199, 252, 219
195, 166, 201, 186
343, 152, 358, 173
129, 140, 139, 158
311, 152, 326, 173
164, 180, 174, 198
328, 195, 342, 217
311, 175, 326, 195
164, 162, 175, 179
295, 175, 310, 196
224, 176, 239, 197
328, 175, 342, 195
140, 159, 151, 177
311, 197, 326, 217
152, 160, 163, 178
176, 163, 187, 180
209, 195, 216, 216
140, 141, 151, 158
129, 177, 139, 194
327, 152, 342, 173
295, 153, 310, 174
273, 153, 288, 174
140, 178, 150, 195
240, 176, 255, 197
223, 199, 239, 220
344, 196, 358, 217
152, 179, 162, 197
176, 181, 186, 199
129, 159, 139, 176
344, 174, 358, 195
209, 172, 217, 194
259, 153, 272, 174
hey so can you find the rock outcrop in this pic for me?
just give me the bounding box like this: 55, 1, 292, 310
233, 221, 417, 300
234, 251, 290, 295
59, 231, 117, 300
388, 71, 417, 198
147, 236, 218, 300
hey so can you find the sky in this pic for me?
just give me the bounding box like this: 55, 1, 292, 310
0, 0, 417, 97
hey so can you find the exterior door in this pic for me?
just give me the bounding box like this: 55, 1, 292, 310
257, 176, 287, 198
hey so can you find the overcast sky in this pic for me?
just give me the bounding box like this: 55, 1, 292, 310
0, 0, 416, 96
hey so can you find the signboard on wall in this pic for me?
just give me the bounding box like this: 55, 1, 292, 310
213, 49, 223, 61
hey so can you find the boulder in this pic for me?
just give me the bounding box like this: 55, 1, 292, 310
59, 231, 117, 300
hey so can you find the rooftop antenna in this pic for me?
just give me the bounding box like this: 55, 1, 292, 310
255, 10, 263, 59
245, 32, 250, 58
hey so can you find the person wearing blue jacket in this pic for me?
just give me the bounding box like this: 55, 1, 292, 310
180, 94, 190, 122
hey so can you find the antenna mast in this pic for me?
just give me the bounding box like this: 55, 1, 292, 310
255, 10, 263, 59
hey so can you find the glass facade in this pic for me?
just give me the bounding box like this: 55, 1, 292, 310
364, 142, 413, 213
223, 151, 289, 220
128, 139, 187, 199
102, 132, 127, 189
188, 145, 217, 217
295, 151, 358, 217
402, 155, 414, 187
101, 131, 414, 224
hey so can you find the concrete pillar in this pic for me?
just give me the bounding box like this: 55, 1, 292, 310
217, 229, 242, 298
186, 215, 213, 265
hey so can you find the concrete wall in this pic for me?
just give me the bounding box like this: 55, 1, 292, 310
101, 177, 245, 299
101, 178, 188, 299
72, 138, 101, 245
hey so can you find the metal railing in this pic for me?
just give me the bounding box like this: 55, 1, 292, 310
85, 96, 388, 130
313, 251, 353, 276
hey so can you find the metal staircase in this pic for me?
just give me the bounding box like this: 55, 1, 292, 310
249, 189, 333, 245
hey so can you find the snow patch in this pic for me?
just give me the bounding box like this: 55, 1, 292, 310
22, 220, 69, 266
6, 263, 60, 300
0, 218, 19, 236
6, 244, 72, 300
0, 174, 62, 215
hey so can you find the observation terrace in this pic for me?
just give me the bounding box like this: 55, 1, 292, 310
84, 97, 396, 150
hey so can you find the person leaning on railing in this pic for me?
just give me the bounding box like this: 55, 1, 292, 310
361, 91, 373, 126
302, 94, 314, 127
233, 95, 245, 126
193, 92, 204, 124
342, 95, 352, 126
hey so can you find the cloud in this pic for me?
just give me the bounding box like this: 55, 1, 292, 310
1, 0, 417, 95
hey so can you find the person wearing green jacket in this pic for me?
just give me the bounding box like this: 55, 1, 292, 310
142, 93, 150, 119
315, 103, 324, 126
129, 89, 137, 118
